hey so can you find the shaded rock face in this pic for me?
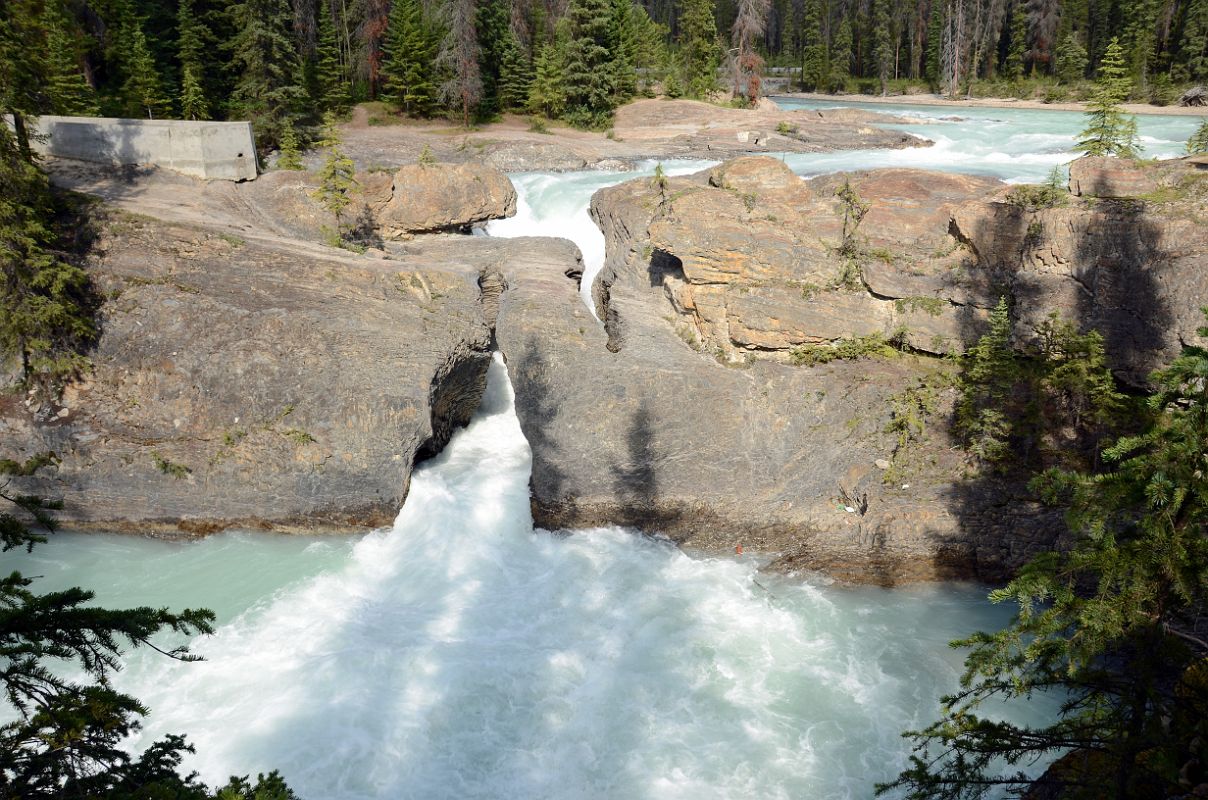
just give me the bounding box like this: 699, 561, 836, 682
593, 158, 1002, 360
495, 221, 1065, 586
1068, 155, 1158, 198
0, 212, 555, 535
953, 158, 1208, 386
378, 163, 517, 237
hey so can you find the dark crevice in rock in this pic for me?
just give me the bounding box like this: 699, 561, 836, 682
416, 268, 505, 463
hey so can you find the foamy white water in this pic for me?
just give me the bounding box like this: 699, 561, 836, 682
6, 357, 1055, 799
488, 161, 716, 314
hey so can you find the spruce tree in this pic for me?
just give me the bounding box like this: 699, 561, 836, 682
678, 0, 719, 98
800, 0, 827, 90
436, 0, 483, 126
0, 127, 95, 384
527, 40, 566, 117
119, 19, 169, 119
1188, 119, 1208, 154
631, 7, 669, 95
609, 0, 640, 102
498, 31, 534, 111
382, 0, 437, 115
1179, 0, 1208, 81
277, 118, 304, 168
1054, 31, 1088, 83
562, 0, 615, 127
925, 0, 943, 86
881, 311, 1208, 800
311, 115, 357, 237
43, 0, 100, 116
476, 0, 511, 116
829, 17, 853, 90
0, 454, 301, 798
315, 1, 352, 114
0, 0, 48, 158
229, 0, 306, 151
1003, 4, 1028, 79
1076, 37, 1139, 159
871, 0, 892, 94
178, 0, 211, 120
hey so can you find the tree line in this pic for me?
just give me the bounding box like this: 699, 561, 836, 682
5, 0, 1208, 148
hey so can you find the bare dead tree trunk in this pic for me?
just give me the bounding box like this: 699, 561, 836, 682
438, 0, 483, 127
732, 0, 771, 100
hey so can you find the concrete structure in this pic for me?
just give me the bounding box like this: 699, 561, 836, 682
32, 116, 258, 181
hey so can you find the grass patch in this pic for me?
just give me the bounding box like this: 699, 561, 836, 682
789, 332, 899, 366
894, 296, 946, 317
152, 452, 191, 479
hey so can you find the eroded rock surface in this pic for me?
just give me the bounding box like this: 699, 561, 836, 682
592, 154, 1208, 385
495, 225, 1062, 585
0, 207, 556, 535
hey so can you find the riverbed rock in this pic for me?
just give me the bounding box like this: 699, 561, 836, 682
1067, 155, 1159, 198
377, 162, 517, 237
0, 208, 556, 535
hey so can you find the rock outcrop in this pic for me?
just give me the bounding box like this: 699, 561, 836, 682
592, 155, 1208, 385
489, 154, 1208, 583
593, 157, 1002, 360
240, 162, 517, 242
375, 162, 517, 237
495, 219, 1063, 585
0, 207, 556, 535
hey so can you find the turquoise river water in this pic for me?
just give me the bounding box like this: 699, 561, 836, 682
4, 100, 1202, 799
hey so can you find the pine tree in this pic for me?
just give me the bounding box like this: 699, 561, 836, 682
277, 118, 304, 168
178, 0, 211, 119
527, 40, 566, 117
498, 30, 534, 111
1179, 0, 1208, 81
229, 0, 306, 151
881, 310, 1208, 800
956, 297, 1015, 464
382, 0, 438, 115
609, 0, 640, 102
678, 0, 719, 98
315, 1, 352, 113
1003, 4, 1027, 79
311, 115, 357, 235
120, 19, 169, 119
1054, 31, 1088, 83
0, 127, 95, 384
562, 0, 616, 127
1076, 38, 1139, 158
43, 0, 100, 116
1188, 119, 1208, 154
829, 17, 853, 90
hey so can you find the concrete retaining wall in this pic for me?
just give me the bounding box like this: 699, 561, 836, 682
32, 116, 258, 181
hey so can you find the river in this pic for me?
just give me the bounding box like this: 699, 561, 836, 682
4, 100, 1201, 799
